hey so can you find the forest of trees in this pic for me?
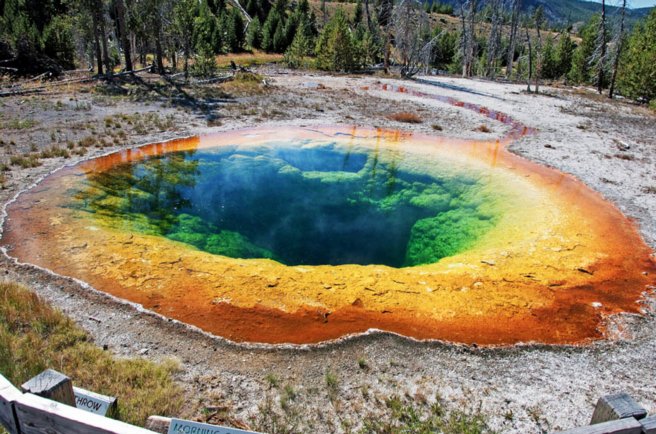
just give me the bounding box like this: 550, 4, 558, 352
0, 0, 655, 104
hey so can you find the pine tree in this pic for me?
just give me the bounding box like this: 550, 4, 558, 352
354, 0, 364, 25
618, 9, 656, 102
540, 37, 557, 79
261, 8, 282, 52
284, 21, 311, 68
272, 20, 286, 52
358, 27, 381, 67
315, 9, 358, 72
555, 32, 574, 79
174, 0, 198, 78
194, 1, 222, 54
42, 15, 75, 69
193, 41, 218, 76
208, 0, 226, 16
224, 8, 245, 52
247, 16, 263, 49
568, 14, 600, 84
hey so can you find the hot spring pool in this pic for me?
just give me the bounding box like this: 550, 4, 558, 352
2, 126, 654, 344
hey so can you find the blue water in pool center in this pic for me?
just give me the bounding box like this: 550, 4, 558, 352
72, 140, 499, 267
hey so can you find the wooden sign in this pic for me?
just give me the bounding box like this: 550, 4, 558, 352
73, 387, 116, 417
167, 418, 259, 434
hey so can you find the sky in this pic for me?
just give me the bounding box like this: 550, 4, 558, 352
586, 0, 656, 8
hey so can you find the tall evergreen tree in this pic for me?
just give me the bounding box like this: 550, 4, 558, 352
284, 21, 311, 68
568, 14, 600, 84
618, 8, 656, 102
353, 0, 364, 25
246, 16, 263, 49
540, 36, 557, 79
555, 32, 574, 79
224, 8, 245, 52
194, 1, 222, 54
173, 0, 197, 78
261, 6, 283, 52
315, 8, 358, 72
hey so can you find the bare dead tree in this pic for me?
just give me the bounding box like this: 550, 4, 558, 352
392, 0, 431, 77
459, 2, 468, 76
364, 0, 373, 32
485, 0, 504, 78
321, 0, 327, 25
596, 0, 608, 94
378, 0, 394, 73
92, 0, 112, 76
90, 3, 104, 75
506, 0, 521, 79
459, 0, 477, 77
115, 0, 133, 71
533, 6, 544, 93
524, 18, 533, 92
609, 0, 627, 98
420, 28, 448, 74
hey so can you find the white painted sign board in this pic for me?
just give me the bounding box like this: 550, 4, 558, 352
73, 386, 115, 416
167, 418, 260, 434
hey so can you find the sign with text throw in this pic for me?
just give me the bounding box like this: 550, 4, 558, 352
167, 418, 260, 434
73, 386, 116, 417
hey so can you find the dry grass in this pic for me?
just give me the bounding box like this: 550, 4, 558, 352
0, 118, 38, 130
0, 282, 184, 426
221, 71, 267, 96
215, 51, 283, 68
388, 112, 423, 124
9, 154, 41, 168
39, 146, 70, 159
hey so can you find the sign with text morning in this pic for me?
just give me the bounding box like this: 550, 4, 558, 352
167, 418, 260, 434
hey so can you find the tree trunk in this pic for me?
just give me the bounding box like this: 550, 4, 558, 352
525, 24, 532, 93
460, 2, 467, 77
506, 0, 521, 79
383, 33, 391, 74
154, 15, 165, 74
609, 0, 626, 98
486, 0, 502, 78
464, 0, 476, 77
364, 0, 372, 33
91, 6, 103, 75
597, 0, 607, 94
94, 0, 112, 77
184, 41, 190, 80
535, 20, 541, 93
321, 0, 327, 25
116, 0, 133, 71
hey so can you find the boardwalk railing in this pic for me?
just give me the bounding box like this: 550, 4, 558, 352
0, 372, 156, 434
553, 393, 656, 434
0, 370, 259, 434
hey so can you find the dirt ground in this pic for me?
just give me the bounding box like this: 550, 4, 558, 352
0, 69, 655, 433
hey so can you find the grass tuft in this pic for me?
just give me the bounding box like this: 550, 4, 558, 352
388, 112, 423, 124
9, 154, 41, 168
39, 146, 70, 159
222, 71, 267, 95
1, 119, 38, 130
360, 393, 495, 434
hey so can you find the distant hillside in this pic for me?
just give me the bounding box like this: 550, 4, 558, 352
434, 0, 653, 26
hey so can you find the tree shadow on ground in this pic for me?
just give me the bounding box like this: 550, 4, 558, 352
96, 73, 237, 122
